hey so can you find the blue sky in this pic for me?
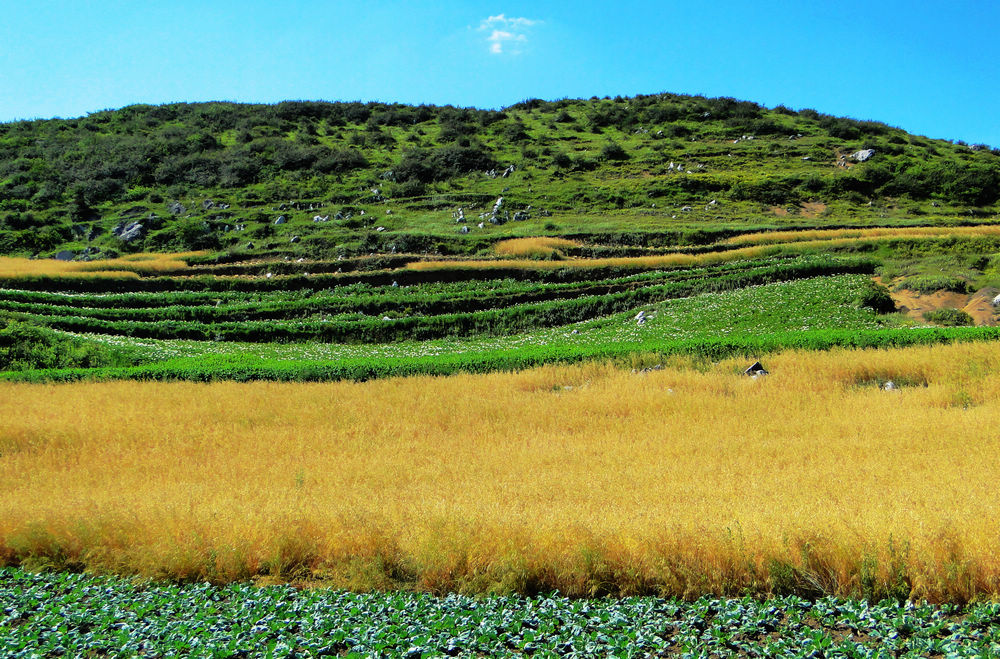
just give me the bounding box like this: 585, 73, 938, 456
1, 1, 998, 146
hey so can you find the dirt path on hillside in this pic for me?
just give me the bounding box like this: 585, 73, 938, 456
875, 277, 1000, 326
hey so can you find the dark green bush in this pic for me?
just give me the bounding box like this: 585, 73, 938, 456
0, 315, 133, 371
600, 142, 628, 161
854, 280, 896, 313
922, 308, 973, 326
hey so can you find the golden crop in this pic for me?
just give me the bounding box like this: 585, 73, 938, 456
493, 237, 579, 258
3, 341, 1000, 600
407, 245, 775, 272
0, 252, 200, 280
724, 224, 1000, 247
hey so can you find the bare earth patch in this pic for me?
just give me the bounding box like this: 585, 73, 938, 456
877, 276, 1000, 326
801, 202, 827, 218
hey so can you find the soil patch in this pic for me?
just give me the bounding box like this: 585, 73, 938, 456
876, 277, 1000, 326
801, 202, 827, 218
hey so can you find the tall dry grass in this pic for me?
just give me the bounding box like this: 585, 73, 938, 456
4, 342, 1000, 600
0, 253, 200, 280
724, 225, 1000, 247
411, 225, 1000, 274
407, 245, 776, 272
494, 237, 579, 259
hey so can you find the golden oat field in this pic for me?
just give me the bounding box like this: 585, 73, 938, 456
3, 341, 1000, 601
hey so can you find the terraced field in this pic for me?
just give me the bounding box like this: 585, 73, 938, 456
3, 95, 1000, 654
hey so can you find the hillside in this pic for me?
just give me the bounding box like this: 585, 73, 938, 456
1, 94, 998, 259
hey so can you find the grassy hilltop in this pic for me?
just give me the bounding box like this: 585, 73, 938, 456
0, 94, 998, 258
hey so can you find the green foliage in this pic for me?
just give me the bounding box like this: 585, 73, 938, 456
853, 279, 896, 313
0, 314, 132, 370
923, 308, 974, 326
4, 568, 1000, 655
0, 256, 876, 344
895, 275, 971, 294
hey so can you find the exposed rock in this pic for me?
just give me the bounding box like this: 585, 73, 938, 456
274, 215, 287, 225
168, 202, 186, 215
112, 221, 144, 243
745, 361, 768, 377
245, 242, 255, 249
376, 226, 386, 232
459, 226, 469, 234
851, 149, 876, 162
392, 281, 399, 287
882, 380, 897, 391
202, 199, 215, 210
290, 235, 300, 243
681, 206, 693, 212
54, 250, 74, 261
992, 293, 1000, 307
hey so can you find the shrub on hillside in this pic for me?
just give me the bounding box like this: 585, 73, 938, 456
923, 308, 973, 326
853, 280, 896, 313
600, 142, 629, 161
0, 315, 132, 370
895, 275, 971, 295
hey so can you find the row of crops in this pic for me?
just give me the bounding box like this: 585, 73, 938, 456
0, 254, 875, 343
2, 569, 999, 657
8, 274, 1000, 383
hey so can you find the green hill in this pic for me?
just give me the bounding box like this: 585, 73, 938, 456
1, 94, 998, 259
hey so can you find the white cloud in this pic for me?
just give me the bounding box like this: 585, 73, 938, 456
478, 14, 539, 55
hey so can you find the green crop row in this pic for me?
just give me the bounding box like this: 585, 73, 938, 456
8, 326, 998, 383
5, 258, 875, 343
3, 569, 998, 657
0, 255, 856, 323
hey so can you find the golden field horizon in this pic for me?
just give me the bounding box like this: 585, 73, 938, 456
3, 341, 1000, 601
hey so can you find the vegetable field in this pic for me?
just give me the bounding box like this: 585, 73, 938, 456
4, 568, 1000, 658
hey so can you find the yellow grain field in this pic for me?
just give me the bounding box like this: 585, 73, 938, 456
3, 342, 1000, 600
493, 237, 579, 258
407, 245, 774, 272
724, 224, 1000, 247
0, 252, 200, 280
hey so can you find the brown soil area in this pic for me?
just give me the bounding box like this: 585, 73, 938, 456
801, 202, 827, 218
770, 202, 827, 218
876, 277, 1000, 326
